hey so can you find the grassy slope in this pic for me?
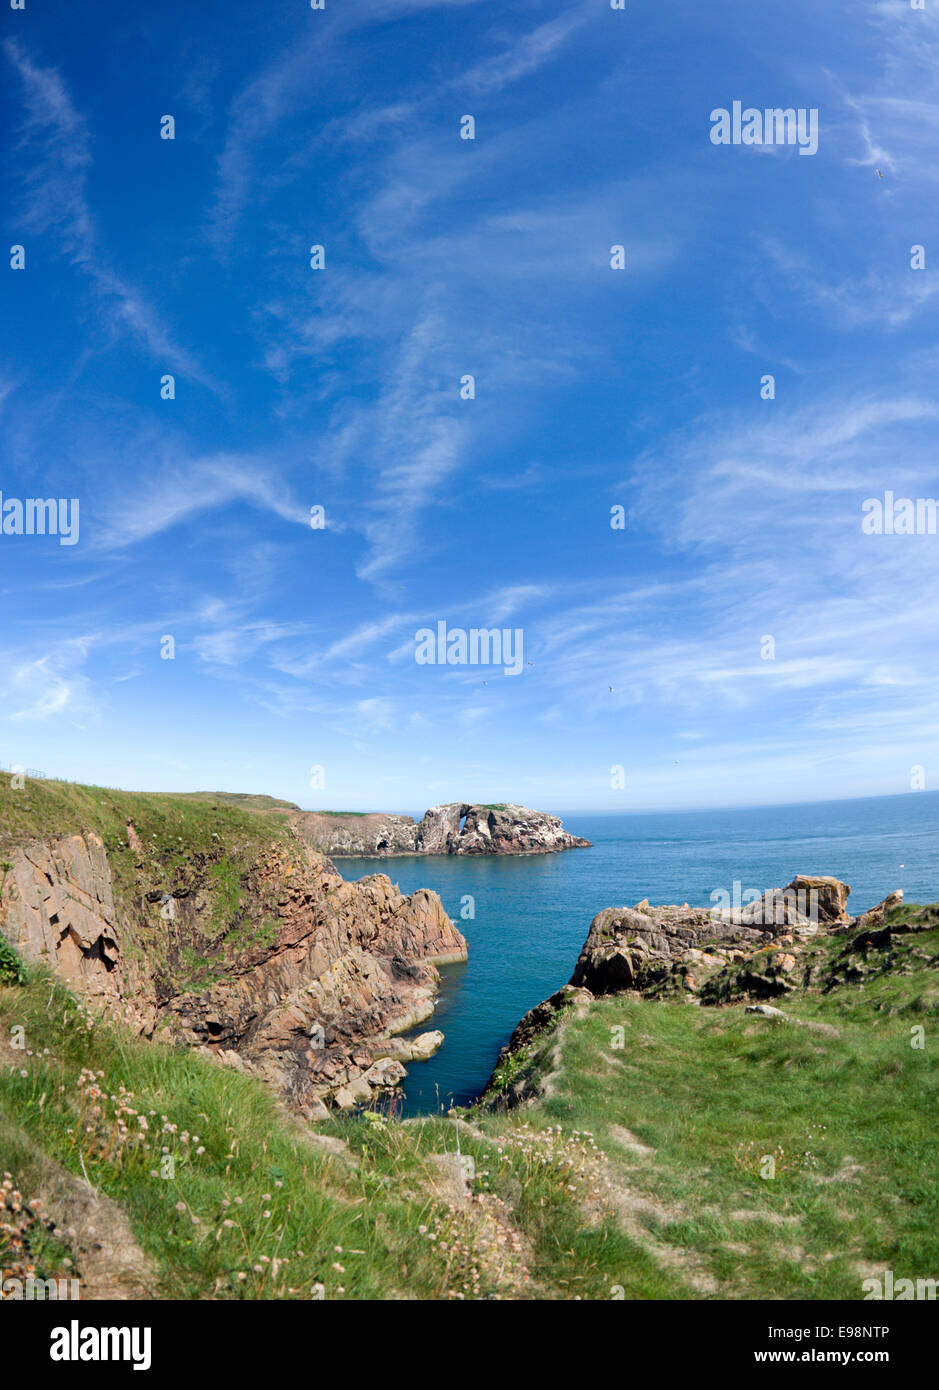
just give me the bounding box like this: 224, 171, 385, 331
0, 779, 303, 998
0, 778, 294, 902
0, 965, 620, 1299
1, 776, 936, 1300
3, 912, 935, 1298
478, 909, 939, 1299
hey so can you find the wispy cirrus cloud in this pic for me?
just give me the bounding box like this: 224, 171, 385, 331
3, 39, 219, 390
90, 451, 314, 552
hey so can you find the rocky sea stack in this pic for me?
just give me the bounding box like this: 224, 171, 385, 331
291, 801, 591, 857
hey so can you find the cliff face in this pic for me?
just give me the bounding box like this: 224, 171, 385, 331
289, 812, 422, 857
0, 791, 467, 1118
292, 802, 590, 857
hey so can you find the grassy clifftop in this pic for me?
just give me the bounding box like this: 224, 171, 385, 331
2, 899, 938, 1299
477, 902, 939, 1298
0, 778, 295, 909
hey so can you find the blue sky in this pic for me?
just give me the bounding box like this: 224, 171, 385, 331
2, 0, 938, 814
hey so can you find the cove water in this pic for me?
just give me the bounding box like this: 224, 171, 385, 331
333, 791, 939, 1117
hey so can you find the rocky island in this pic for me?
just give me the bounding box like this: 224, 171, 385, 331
290, 801, 591, 857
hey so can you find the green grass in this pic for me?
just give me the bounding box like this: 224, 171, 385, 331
3, 926, 936, 1298
176, 792, 301, 812
0, 936, 27, 987
0, 965, 638, 1299
488, 914, 939, 1299
0, 780, 295, 919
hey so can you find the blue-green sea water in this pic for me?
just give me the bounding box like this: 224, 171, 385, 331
334, 791, 939, 1116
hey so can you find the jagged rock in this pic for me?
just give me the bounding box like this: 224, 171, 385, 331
363, 1058, 407, 1088
0, 830, 467, 1117
454, 804, 590, 855
784, 875, 851, 924
570, 902, 770, 996
852, 890, 903, 934
417, 804, 463, 853
0, 834, 155, 1034
568, 877, 858, 1001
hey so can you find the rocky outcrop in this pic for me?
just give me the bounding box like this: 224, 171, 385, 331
0, 830, 467, 1117
481, 874, 907, 1107
416, 804, 463, 853
289, 812, 420, 857
569, 876, 850, 999
453, 804, 590, 855
784, 875, 852, 924
292, 802, 590, 857
0, 834, 127, 1006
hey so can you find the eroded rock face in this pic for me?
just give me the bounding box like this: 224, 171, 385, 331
569, 876, 853, 998
290, 812, 420, 857
785, 875, 852, 923
2, 834, 123, 996
291, 803, 591, 857
850, 890, 903, 934
163, 860, 467, 1113
416, 804, 463, 853
454, 804, 590, 855
0, 832, 467, 1116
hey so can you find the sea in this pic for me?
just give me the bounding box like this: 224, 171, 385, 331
333, 790, 939, 1116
